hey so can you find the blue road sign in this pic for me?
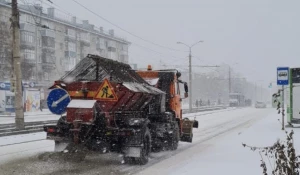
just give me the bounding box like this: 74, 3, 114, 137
47, 88, 71, 115
277, 67, 289, 85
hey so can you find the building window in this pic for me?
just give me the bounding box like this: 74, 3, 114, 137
23, 49, 35, 60
67, 28, 76, 38
21, 31, 35, 44
26, 14, 35, 24
96, 38, 106, 50
42, 36, 55, 48
108, 47, 116, 52
122, 44, 128, 51
42, 52, 54, 63
80, 32, 90, 42
44, 72, 49, 80
67, 42, 76, 52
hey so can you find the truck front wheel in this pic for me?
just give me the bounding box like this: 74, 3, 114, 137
135, 127, 151, 165
168, 122, 179, 150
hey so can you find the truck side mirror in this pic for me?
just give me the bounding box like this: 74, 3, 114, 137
184, 82, 188, 93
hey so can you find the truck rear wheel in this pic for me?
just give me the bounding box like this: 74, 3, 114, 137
135, 127, 151, 165
168, 122, 179, 150
57, 115, 66, 128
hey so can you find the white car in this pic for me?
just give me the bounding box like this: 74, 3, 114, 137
255, 101, 266, 108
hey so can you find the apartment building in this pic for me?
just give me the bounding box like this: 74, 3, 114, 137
0, 0, 130, 89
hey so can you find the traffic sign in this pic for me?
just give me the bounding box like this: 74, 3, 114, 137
277, 67, 289, 85
94, 79, 118, 101
47, 88, 71, 115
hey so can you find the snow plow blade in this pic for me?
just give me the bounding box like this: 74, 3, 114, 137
180, 118, 197, 143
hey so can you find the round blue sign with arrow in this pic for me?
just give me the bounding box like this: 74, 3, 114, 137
47, 88, 71, 115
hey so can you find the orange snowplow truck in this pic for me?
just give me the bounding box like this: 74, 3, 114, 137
136, 66, 198, 142
44, 54, 198, 164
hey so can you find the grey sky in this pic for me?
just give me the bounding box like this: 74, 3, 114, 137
43, 0, 299, 87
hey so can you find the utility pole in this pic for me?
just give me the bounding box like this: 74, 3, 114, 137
260, 84, 263, 101
188, 47, 192, 112
282, 85, 285, 130
229, 66, 231, 94
254, 83, 257, 102
11, 0, 25, 129
177, 40, 203, 112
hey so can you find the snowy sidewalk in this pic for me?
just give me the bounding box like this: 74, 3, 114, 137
0, 109, 52, 117
0, 109, 59, 124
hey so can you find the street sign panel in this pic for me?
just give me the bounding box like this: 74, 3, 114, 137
277, 67, 289, 85
94, 79, 118, 101
47, 88, 71, 115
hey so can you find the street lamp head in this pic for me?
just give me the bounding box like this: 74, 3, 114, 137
177, 42, 182, 44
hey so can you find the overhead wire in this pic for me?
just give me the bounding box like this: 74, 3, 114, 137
38, 0, 188, 62
9, 0, 190, 71
68, 0, 185, 52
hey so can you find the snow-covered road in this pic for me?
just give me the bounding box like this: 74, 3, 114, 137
0, 107, 273, 175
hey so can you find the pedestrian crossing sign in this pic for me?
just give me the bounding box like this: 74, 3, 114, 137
94, 79, 118, 101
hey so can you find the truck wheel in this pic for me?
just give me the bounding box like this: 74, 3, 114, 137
168, 122, 179, 150
57, 115, 66, 128
135, 127, 151, 165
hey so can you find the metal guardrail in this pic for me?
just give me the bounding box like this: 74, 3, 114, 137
182, 105, 227, 114
0, 106, 227, 137
0, 120, 57, 137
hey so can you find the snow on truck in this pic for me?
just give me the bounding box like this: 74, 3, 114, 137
44, 54, 198, 164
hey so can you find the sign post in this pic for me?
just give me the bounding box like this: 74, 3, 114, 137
277, 67, 289, 130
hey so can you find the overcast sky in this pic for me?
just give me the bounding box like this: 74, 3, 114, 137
34, 0, 300, 87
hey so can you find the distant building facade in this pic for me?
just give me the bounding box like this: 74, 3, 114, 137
0, 0, 130, 90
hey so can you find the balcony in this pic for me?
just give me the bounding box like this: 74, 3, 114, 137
120, 50, 128, 55
42, 37, 55, 51
65, 35, 76, 42
20, 42, 35, 50
79, 33, 90, 46
65, 51, 76, 58
119, 54, 128, 63
96, 43, 106, 51
20, 23, 35, 32
41, 62, 55, 70
22, 58, 36, 65
40, 29, 55, 38
80, 40, 90, 47
107, 41, 116, 48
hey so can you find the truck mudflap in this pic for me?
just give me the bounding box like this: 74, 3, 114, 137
180, 118, 198, 143
123, 146, 142, 158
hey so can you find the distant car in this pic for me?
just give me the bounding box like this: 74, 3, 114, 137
255, 101, 267, 108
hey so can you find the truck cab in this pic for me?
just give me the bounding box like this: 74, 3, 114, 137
136, 66, 197, 143
136, 66, 188, 121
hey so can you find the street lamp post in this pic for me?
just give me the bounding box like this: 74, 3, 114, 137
177, 41, 203, 112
